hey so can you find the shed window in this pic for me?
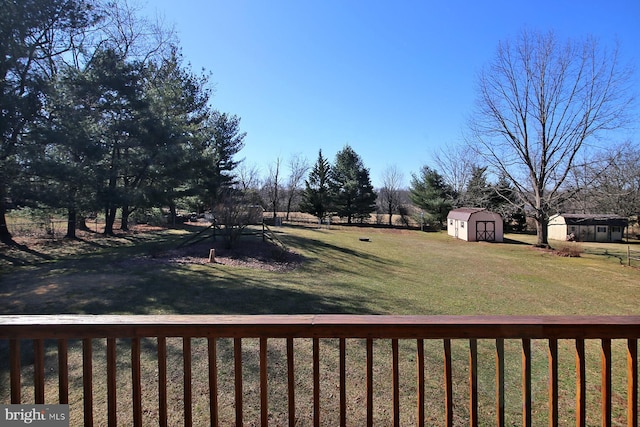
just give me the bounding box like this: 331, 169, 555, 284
597, 226, 607, 233
570, 226, 576, 232
612, 226, 621, 233
460, 222, 465, 228
449, 219, 453, 225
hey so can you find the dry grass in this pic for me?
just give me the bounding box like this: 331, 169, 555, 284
1, 223, 639, 425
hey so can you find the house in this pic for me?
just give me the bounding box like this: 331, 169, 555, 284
547, 214, 628, 242
447, 208, 504, 242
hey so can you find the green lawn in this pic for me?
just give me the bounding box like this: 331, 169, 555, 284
1, 224, 637, 315
1, 224, 638, 426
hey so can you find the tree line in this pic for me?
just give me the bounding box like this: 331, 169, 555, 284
2, 3, 636, 248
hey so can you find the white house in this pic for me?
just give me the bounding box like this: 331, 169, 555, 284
547, 214, 628, 242
447, 208, 504, 242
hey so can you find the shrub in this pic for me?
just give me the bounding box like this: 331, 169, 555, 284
554, 242, 583, 257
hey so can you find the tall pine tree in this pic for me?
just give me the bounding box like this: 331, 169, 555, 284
331, 145, 377, 224
300, 150, 333, 222
409, 166, 455, 227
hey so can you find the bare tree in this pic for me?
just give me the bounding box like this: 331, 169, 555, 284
379, 165, 405, 226
237, 162, 262, 205
284, 154, 309, 221
265, 157, 282, 220
569, 142, 640, 219
96, 0, 176, 64
470, 29, 634, 247
433, 144, 475, 196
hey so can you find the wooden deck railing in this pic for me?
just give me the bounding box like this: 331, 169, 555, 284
0, 315, 638, 426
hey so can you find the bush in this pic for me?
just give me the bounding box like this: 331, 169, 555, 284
130, 208, 165, 226
554, 242, 583, 257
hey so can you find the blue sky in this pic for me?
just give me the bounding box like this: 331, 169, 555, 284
142, 1, 640, 188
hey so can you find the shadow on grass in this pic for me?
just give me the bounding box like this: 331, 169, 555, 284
279, 232, 392, 268
0, 258, 377, 315
0, 242, 53, 266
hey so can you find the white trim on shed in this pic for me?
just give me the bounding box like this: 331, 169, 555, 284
447, 208, 503, 242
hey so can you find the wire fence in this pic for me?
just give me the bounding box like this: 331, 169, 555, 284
6, 218, 111, 239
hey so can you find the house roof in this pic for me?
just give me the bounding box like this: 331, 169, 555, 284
557, 214, 628, 227
447, 207, 496, 221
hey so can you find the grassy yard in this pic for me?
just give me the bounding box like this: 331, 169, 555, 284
1, 224, 638, 316
0, 224, 638, 425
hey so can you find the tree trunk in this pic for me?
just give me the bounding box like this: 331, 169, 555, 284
285, 198, 292, 221
77, 216, 90, 231
104, 207, 116, 235
169, 203, 177, 226
65, 208, 77, 239
387, 201, 393, 226
120, 205, 130, 231
534, 217, 550, 248
0, 198, 13, 244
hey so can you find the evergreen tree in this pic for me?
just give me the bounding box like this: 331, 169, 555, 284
0, 0, 94, 243
300, 150, 333, 222
330, 145, 377, 224
463, 165, 492, 208
195, 112, 246, 211
409, 166, 455, 227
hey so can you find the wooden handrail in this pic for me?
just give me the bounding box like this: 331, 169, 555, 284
1, 315, 638, 427
1, 314, 639, 338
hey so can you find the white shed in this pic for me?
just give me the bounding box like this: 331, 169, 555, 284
548, 214, 628, 242
447, 208, 504, 242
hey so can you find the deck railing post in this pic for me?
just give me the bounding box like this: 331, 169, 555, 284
313, 337, 320, 427
628, 339, 638, 427
366, 338, 374, 427
417, 339, 425, 427
157, 336, 168, 427
576, 339, 586, 427
58, 339, 69, 404
182, 337, 191, 427
33, 338, 44, 404
496, 338, 505, 427
10, 339, 20, 404
106, 338, 117, 427
392, 339, 400, 427
234, 338, 243, 427
522, 338, 532, 427
82, 338, 93, 427
286, 338, 295, 427
548, 339, 558, 427
443, 338, 453, 427
469, 338, 478, 427
601, 339, 612, 427
207, 337, 218, 427
339, 338, 346, 427
260, 337, 268, 426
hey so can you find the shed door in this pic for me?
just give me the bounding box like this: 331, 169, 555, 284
476, 221, 495, 242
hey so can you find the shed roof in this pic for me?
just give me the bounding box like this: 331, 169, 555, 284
447, 207, 492, 221
557, 214, 628, 227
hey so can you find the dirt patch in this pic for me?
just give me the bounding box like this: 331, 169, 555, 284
158, 239, 305, 271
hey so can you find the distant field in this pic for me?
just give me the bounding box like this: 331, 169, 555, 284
1, 224, 638, 425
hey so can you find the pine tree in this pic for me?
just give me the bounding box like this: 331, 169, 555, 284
331, 145, 377, 224
409, 166, 455, 227
300, 150, 333, 222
